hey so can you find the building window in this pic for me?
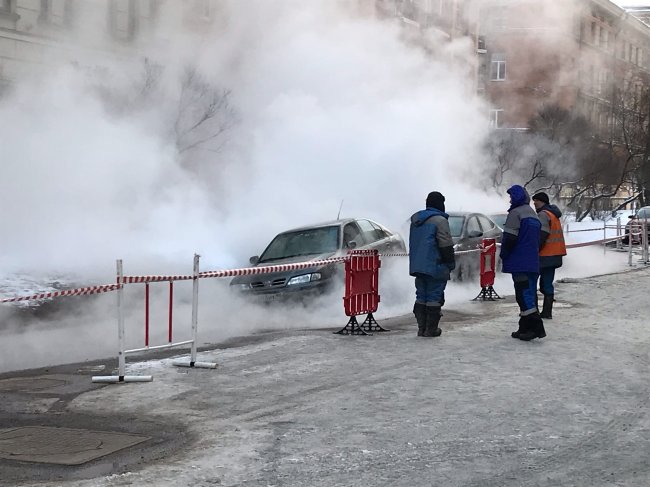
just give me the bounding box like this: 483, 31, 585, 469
40, 0, 71, 26
0, 0, 12, 13
490, 53, 506, 81
600, 28, 608, 50
489, 109, 504, 128
489, 7, 507, 30
592, 22, 599, 46
109, 0, 138, 41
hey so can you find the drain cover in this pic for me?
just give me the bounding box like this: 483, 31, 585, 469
0, 426, 149, 465
0, 378, 66, 392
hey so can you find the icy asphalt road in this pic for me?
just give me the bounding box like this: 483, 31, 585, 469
2, 267, 650, 486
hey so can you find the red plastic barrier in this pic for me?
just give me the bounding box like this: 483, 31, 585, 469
473, 238, 502, 301
479, 238, 497, 288
343, 249, 381, 316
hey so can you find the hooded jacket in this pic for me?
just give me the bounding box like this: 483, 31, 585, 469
500, 185, 541, 274
409, 208, 455, 280
537, 203, 566, 268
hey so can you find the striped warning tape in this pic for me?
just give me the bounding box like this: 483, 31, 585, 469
199, 257, 347, 279
121, 275, 194, 284
565, 235, 624, 249
0, 283, 121, 304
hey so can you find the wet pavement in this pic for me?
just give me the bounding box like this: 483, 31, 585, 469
1, 268, 650, 486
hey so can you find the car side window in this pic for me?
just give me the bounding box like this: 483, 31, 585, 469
466, 216, 481, 235
357, 220, 380, 244
370, 221, 389, 239
478, 216, 495, 232
343, 223, 362, 247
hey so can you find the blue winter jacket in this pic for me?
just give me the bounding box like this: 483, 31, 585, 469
409, 208, 455, 280
500, 185, 541, 274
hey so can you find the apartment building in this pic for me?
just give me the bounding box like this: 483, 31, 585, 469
479, 0, 650, 133
0, 0, 218, 91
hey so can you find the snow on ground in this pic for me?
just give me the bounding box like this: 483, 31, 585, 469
27, 265, 650, 487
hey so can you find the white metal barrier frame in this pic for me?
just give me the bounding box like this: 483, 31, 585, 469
92, 255, 349, 383
92, 255, 217, 384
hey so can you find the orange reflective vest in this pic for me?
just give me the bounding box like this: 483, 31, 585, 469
540, 210, 567, 257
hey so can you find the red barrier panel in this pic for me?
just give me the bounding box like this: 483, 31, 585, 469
479, 238, 497, 288
335, 250, 387, 335
344, 250, 380, 316
473, 238, 502, 301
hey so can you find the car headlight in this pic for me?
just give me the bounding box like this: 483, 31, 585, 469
287, 273, 322, 286
234, 283, 251, 290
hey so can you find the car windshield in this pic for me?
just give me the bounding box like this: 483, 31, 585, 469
448, 216, 465, 238
258, 226, 340, 263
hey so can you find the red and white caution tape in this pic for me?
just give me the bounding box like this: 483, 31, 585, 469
565, 235, 624, 249
0, 283, 121, 304
566, 227, 609, 233
199, 257, 347, 279
121, 275, 194, 284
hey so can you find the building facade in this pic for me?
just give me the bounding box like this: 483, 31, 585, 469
479, 0, 650, 133
0, 0, 218, 92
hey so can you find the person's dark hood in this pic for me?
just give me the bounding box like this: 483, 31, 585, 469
507, 185, 530, 211
411, 208, 448, 226
539, 203, 562, 219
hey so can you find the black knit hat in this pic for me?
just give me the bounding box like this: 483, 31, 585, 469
532, 192, 550, 205
426, 191, 445, 212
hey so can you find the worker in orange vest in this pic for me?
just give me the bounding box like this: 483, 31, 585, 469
531, 192, 567, 319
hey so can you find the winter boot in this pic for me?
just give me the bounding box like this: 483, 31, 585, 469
423, 306, 442, 337
518, 313, 546, 341
540, 294, 554, 319
511, 315, 527, 339
413, 303, 427, 337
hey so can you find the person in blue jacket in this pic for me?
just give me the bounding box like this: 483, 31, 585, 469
409, 191, 456, 338
500, 185, 546, 341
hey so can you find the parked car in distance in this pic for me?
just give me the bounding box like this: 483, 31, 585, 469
622, 206, 650, 245
448, 212, 502, 281
230, 218, 406, 301
488, 212, 508, 230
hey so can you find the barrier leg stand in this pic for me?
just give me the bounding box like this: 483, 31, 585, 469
174, 254, 217, 370
335, 315, 370, 336
93, 260, 153, 384
359, 312, 389, 332
472, 286, 503, 301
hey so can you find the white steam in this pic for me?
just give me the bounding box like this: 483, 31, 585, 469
0, 1, 538, 373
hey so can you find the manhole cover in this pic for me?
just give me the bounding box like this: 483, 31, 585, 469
0, 378, 66, 392
0, 426, 149, 465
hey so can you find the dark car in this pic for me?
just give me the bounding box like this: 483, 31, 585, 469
447, 212, 502, 281
230, 218, 406, 301
622, 206, 650, 245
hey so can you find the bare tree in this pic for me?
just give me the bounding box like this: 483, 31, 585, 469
173, 66, 237, 157
92, 59, 238, 172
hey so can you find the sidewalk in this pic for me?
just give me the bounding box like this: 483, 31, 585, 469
2, 267, 650, 486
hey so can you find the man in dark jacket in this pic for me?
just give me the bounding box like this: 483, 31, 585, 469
500, 185, 546, 341
409, 191, 456, 338
532, 192, 566, 319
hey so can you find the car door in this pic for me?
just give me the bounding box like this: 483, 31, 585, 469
465, 215, 484, 250
355, 219, 387, 251
343, 222, 364, 251
478, 215, 500, 241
